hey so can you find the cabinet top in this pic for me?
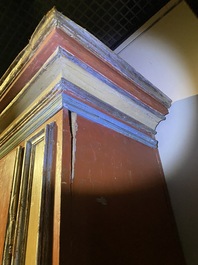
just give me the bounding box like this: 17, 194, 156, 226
0, 8, 171, 154
0, 8, 171, 108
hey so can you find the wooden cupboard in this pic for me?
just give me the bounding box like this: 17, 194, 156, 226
0, 8, 186, 265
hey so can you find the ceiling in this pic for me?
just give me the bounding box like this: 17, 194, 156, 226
0, 0, 171, 78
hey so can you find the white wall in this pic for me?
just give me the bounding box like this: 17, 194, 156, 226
116, 1, 198, 264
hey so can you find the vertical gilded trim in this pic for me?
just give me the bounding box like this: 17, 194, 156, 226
12, 130, 44, 265
38, 122, 57, 265
2, 147, 23, 265
10, 122, 56, 265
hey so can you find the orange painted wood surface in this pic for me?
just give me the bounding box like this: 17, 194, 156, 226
0, 149, 17, 262
60, 115, 185, 265
0, 111, 185, 265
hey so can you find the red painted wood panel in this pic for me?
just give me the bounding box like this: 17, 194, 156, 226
61, 116, 185, 265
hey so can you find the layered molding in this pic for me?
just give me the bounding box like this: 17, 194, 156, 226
0, 8, 171, 158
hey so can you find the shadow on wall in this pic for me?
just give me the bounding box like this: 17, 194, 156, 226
117, 2, 198, 264
135, 3, 198, 264
157, 95, 198, 265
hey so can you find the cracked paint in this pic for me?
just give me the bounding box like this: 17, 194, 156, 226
70, 112, 78, 181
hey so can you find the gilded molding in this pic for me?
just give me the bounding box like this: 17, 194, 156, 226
11, 123, 56, 265
2, 147, 23, 265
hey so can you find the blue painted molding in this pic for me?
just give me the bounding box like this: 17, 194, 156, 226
61, 92, 157, 148
0, 80, 158, 159
60, 78, 157, 135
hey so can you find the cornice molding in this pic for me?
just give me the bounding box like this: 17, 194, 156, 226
0, 8, 171, 107
0, 79, 157, 159
0, 8, 171, 157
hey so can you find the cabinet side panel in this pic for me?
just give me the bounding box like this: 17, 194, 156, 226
0, 149, 18, 262
65, 115, 185, 265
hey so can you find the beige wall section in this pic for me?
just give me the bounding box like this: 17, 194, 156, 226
116, 0, 198, 102
116, 1, 198, 265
